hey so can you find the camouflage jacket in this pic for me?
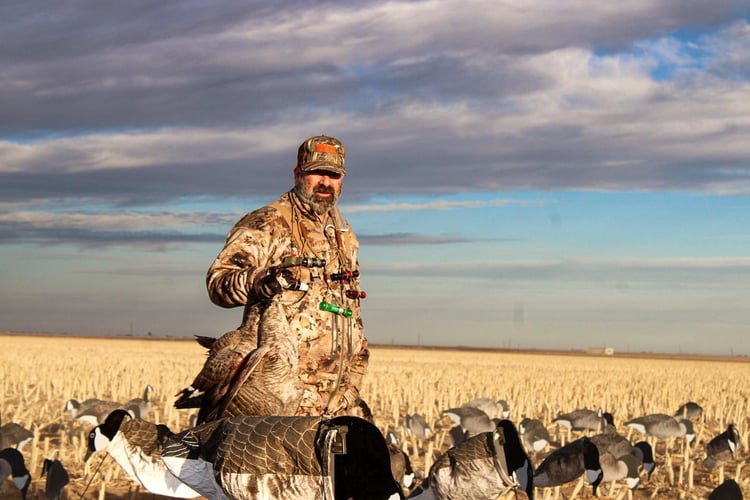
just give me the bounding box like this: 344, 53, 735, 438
206, 190, 369, 416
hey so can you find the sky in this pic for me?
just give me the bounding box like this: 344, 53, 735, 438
1, 1, 749, 356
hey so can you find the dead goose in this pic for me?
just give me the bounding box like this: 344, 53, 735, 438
161, 414, 404, 500
85, 409, 201, 498
408, 419, 533, 500
0, 448, 31, 500
175, 297, 303, 423
533, 436, 603, 496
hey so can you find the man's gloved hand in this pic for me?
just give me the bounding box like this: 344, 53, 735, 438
252, 268, 294, 299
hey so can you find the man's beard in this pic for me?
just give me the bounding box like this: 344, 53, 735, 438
295, 185, 339, 215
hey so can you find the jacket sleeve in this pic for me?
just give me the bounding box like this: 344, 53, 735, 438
206, 208, 287, 308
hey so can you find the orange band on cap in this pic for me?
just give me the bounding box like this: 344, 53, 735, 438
314, 143, 338, 154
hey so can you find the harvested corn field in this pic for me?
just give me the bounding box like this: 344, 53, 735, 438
0, 334, 747, 499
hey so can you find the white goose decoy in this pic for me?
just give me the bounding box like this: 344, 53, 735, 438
41, 458, 69, 500
161, 414, 404, 500
703, 423, 741, 469
519, 417, 551, 454
533, 436, 604, 496
553, 408, 613, 432
624, 413, 696, 444
0, 447, 31, 500
175, 297, 303, 423
125, 384, 154, 419
408, 419, 533, 500
85, 409, 201, 498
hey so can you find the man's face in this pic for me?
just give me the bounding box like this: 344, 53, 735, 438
294, 167, 344, 215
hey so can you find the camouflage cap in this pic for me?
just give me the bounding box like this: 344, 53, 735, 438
297, 135, 346, 175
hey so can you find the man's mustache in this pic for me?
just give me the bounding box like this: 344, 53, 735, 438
314, 186, 335, 195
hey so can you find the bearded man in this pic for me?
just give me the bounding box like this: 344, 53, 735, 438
204, 135, 369, 417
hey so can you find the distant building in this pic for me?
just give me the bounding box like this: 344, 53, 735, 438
586, 347, 615, 356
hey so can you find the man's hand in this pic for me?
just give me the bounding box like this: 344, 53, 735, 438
252, 268, 294, 299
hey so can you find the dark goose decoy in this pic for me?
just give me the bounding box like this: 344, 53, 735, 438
441, 406, 495, 436
0, 448, 31, 500
589, 429, 656, 477
674, 401, 704, 420
598, 452, 641, 491
519, 417, 551, 454
161, 414, 404, 500
85, 409, 201, 498
41, 458, 69, 500
175, 297, 303, 423
708, 478, 743, 500
0, 415, 34, 451
533, 436, 603, 496
553, 408, 613, 432
462, 398, 510, 419
124, 384, 154, 419
408, 419, 533, 500
703, 423, 741, 469
65, 398, 129, 426
624, 413, 696, 443
405, 413, 432, 440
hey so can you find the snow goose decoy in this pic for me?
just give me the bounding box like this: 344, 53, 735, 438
519, 417, 552, 454
703, 423, 741, 469
85, 409, 201, 498
175, 297, 303, 423
408, 419, 533, 500
533, 436, 603, 496
41, 458, 69, 500
0, 448, 31, 500
161, 414, 404, 500
0, 415, 33, 451
124, 384, 154, 419
553, 408, 613, 432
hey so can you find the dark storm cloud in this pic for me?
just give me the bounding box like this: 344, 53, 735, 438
0, 0, 748, 213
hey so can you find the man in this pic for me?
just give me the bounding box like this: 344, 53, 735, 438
204, 135, 369, 417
